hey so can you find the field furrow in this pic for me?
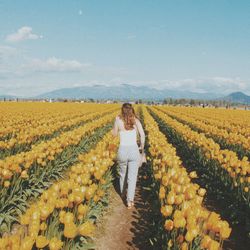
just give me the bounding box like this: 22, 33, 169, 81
156, 106, 250, 159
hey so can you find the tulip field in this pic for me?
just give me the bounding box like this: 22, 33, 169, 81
0, 102, 249, 250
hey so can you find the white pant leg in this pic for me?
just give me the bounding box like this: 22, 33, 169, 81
126, 146, 140, 202
117, 147, 128, 195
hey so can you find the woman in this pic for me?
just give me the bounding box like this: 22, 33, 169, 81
112, 103, 145, 209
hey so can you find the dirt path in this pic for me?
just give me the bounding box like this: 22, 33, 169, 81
94, 165, 158, 250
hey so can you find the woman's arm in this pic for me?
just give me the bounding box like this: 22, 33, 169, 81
112, 116, 119, 137
135, 119, 145, 151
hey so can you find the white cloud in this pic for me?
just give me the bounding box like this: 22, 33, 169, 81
1, 76, 250, 97
23, 57, 92, 72
78, 10, 83, 15
153, 77, 248, 94
6, 26, 41, 42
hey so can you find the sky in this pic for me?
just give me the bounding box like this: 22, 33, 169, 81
0, 0, 250, 97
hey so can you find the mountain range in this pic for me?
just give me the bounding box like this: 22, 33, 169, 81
35, 84, 250, 104
1, 84, 250, 104
221, 91, 250, 104
36, 84, 222, 100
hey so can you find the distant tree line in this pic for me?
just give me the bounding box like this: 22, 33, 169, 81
1, 97, 249, 109
161, 98, 249, 108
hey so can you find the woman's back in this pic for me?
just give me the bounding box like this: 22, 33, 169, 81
116, 116, 137, 146
119, 129, 137, 146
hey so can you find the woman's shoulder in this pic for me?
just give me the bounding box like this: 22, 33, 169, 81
115, 115, 123, 125
116, 115, 122, 121
135, 117, 141, 124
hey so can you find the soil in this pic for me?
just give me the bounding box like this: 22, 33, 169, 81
94, 165, 158, 250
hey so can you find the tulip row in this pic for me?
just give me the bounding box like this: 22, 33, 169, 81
0, 105, 117, 156
156, 106, 250, 156
159, 106, 250, 138
0, 110, 118, 184
0, 103, 61, 138
0, 108, 89, 146
150, 107, 250, 199
0, 103, 113, 139
0, 113, 117, 237
142, 107, 231, 250
0, 131, 119, 250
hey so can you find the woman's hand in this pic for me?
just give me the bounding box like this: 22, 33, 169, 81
138, 146, 144, 154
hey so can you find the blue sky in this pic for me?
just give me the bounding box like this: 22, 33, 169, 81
0, 0, 250, 96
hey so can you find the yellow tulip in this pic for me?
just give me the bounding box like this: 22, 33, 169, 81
64, 222, 77, 239
78, 221, 95, 237
164, 219, 174, 231
36, 235, 49, 248
49, 237, 63, 250
20, 236, 34, 250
